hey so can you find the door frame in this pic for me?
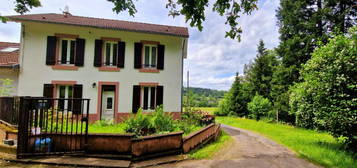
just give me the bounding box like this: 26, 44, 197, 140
97, 81, 119, 120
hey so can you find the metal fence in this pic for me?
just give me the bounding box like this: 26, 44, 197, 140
17, 97, 90, 158
0, 96, 20, 125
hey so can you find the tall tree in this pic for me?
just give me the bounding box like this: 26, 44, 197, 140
245, 40, 278, 99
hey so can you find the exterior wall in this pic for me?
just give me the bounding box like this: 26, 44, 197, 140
0, 69, 19, 96
17, 22, 184, 118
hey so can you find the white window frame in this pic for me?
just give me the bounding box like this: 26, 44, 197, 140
143, 44, 157, 68
57, 85, 73, 110
59, 38, 76, 65
104, 41, 118, 66
140, 86, 156, 111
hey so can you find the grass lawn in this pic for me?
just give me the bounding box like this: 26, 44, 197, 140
216, 117, 357, 168
88, 122, 126, 134
188, 131, 233, 159
195, 107, 218, 114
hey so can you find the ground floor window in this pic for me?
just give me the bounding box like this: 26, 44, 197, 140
58, 85, 73, 110
141, 86, 156, 110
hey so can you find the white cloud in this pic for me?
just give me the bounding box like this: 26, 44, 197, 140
0, 0, 280, 91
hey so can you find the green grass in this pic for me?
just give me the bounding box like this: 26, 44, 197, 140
188, 131, 233, 159
88, 122, 126, 134
216, 117, 357, 168
194, 107, 218, 114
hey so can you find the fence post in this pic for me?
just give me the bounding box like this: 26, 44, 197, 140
16, 97, 30, 159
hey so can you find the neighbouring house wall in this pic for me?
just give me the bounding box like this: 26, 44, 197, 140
17, 22, 184, 118
0, 69, 19, 96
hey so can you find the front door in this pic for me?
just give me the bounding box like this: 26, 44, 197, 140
101, 91, 114, 120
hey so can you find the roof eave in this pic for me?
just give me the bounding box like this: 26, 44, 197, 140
8, 17, 190, 38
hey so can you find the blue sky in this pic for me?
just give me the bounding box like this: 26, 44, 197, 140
0, 0, 280, 90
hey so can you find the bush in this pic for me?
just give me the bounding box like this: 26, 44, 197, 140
289, 26, 357, 148
151, 105, 175, 133
124, 109, 154, 137
247, 94, 272, 120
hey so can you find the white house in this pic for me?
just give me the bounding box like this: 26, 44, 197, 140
6, 13, 188, 122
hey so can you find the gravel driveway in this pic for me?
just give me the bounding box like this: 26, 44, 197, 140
153, 124, 321, 168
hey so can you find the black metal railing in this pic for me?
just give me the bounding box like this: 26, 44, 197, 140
17, 97, 90, 158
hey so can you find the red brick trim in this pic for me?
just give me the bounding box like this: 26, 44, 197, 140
141, 40, 160, 45
98, 67, 120, 72
52, 65, 79, 70
55, 33, 79, 39
101, 37, 121, 42
139, 82, 159, 86
51, 80, 77, 85
139, 69, 160, 73
97, 81, 120, 120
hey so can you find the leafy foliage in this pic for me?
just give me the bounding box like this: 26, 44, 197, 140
183, 87, 226, 107
124, 108, 154, 137
0, 78, 14, 96
247, 94, 272, 121
290, 27, 357, 147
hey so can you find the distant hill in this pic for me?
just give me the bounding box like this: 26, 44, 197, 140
183, 87, 226, 107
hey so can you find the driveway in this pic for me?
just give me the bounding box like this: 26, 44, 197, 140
152, 124, 320, 168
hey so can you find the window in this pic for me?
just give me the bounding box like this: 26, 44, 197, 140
59, 39, 76, 65
143, 45, 157, 68
58, 85, 73, 110
106, 97, 113, 109
104, 42, 118, 66
141, 86, 156, 110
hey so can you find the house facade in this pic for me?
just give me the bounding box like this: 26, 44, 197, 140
6, 13, 188, 122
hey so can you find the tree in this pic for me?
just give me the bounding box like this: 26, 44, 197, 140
290, 27, 357, 148
0, 0, 41, 22
245, 40, 278, 99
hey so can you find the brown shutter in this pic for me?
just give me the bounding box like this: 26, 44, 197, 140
94, 39, 103, 67
132, 85, 141, 113
73, 84, 83, 114
46, 36, 57, 65
150, 87, 156, 109
43, 84, 54, 108
117, 41, 125, 68
75, 38, 85, 66
134, 43, 143, 69
156, 86, 163, 107
157, 44, 165, 70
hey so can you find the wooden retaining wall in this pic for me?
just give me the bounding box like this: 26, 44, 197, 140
182, 123, 221, 153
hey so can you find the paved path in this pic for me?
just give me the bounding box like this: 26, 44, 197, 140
153, 124, 320, 168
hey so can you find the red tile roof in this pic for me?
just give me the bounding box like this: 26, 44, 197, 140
0, 42, 19, 67
8, 13, 189, 37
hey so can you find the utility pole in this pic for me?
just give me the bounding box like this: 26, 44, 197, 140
187, 70, 190, 111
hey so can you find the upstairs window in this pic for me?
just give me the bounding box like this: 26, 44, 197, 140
104, 41, 118, 66
143, 45, 157, 68
59, 39, 76, 65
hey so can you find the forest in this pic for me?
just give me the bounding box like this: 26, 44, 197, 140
215, 0, 357, 149
183, 87, 226, 107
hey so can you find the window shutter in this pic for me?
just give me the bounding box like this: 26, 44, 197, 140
73, 84, 83, 114
132, 85, 141, 113
157, 44, 165, 70
75, 38, 85, 66
150, 87, 156, 109
43, 84, 54, 108
46, 36, 57, 65
134, 43, 143, 69
156, 86, 163, 107
117, 41, 126, 68
94, 39, 103, 67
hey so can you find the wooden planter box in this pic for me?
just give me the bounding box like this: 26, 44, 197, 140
182, 123, 221, 153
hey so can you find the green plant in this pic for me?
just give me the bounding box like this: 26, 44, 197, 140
124, 108, 153, 137
247, 94, 272, 120
151, 105, 175, 133
0, 78, 14, 96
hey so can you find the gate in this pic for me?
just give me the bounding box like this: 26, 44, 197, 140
17, 97, 90, 158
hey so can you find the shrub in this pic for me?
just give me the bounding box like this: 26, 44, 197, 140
151, 105, 175, 133
124, 108, 154, 137
247, 94, 272, 120
289, 26, 357, 148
